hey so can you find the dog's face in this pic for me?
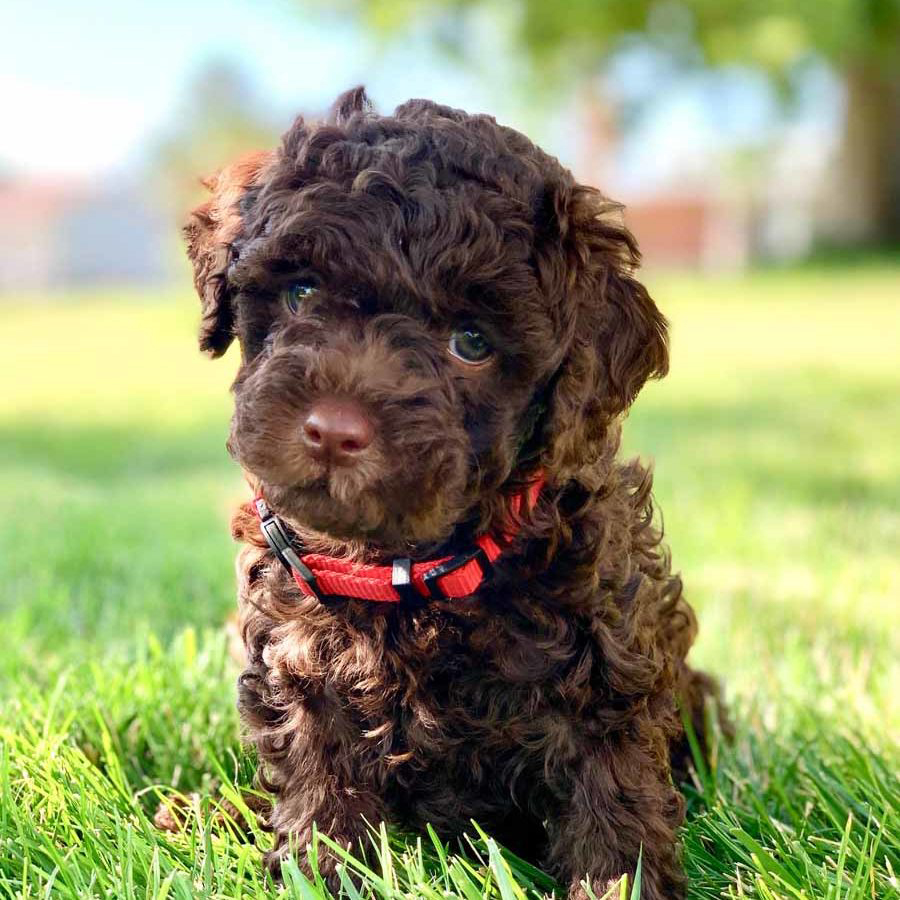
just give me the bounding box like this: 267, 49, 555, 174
186, 89, 669, 556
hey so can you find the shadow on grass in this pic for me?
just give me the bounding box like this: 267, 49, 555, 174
0, 419, 241, 656
0, 416, 234, 484
628, 371, 900, 513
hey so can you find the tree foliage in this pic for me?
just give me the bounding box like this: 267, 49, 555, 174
324, 0, 900, 85
318, 0, 900, 243
151, 59, 280, 212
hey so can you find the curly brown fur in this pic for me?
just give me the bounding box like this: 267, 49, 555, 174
186, 86, 727, 899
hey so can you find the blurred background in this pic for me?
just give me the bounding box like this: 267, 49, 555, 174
3, 0, 900, 283
1, 2, 898, 897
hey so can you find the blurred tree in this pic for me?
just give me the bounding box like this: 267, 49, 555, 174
151, 59, 280, 216
319, 0, 900, 245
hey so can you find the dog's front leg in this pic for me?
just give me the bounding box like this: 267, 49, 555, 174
264, 773, 385, 890
239, 662, 385, 889
545, 724, 687, 900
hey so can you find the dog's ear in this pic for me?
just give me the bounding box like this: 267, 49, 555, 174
183, 151, 274, 357
539, 184, 669, 482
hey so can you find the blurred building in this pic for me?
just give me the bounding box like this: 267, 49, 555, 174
622, 191, 752, 271
0, 177, 171, 290
574, 89, 830, 270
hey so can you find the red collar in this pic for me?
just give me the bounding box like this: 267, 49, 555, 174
253, 474, 544, 604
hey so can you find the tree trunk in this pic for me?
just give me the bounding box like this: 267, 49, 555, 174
820, 60, 900, 246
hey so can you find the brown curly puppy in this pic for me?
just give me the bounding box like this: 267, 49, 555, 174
185, 86, 725, 899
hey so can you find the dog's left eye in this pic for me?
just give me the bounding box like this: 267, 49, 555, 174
448, 327, 493, 365
283, 279, 318, 314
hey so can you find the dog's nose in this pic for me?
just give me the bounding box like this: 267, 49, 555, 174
301, 398, 374, 464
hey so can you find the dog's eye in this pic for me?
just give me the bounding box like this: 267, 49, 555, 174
448, 327, 493, 365
283, 279, 318, 314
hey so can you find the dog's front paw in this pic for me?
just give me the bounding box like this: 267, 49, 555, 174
264, 833, 360, 896
263, 842, 301, 883
568, 875, 628, 900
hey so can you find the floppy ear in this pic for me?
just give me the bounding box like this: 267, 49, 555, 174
540, 185, 669, 483
183, 151, 274, 357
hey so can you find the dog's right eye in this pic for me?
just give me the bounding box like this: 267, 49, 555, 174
282, 279, 318, 314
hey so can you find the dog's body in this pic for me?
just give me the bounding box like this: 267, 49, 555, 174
186, 88, 724, 899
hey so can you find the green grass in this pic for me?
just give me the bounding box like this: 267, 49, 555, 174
1, 265, 898, 898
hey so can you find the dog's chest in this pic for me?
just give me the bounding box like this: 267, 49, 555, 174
265, 591, 587, 749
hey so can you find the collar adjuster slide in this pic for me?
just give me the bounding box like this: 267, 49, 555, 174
421, 545, 493, 601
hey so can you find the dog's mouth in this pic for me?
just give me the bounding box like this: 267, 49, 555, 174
255, 472, 471, 560
229, 341, 476, 557
267, 477, 395, 539
231, 421, 473, 557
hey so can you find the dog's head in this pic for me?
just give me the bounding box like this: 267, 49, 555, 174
185, 87, 667, 556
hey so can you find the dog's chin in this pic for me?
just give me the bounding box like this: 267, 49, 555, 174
259, 479, 458, 561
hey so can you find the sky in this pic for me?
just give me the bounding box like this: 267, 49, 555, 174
0, 0, 531, 178
1, 0, 840, 193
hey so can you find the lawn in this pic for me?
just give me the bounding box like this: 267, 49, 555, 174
1, 264, 898, 899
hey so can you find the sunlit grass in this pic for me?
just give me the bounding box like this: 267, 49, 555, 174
0, 287, 235, 424
1, 264, 898, 897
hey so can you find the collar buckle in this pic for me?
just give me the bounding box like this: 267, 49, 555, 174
254, 498, 326, 603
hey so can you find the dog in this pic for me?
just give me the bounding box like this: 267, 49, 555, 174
185, 87, 725, 899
